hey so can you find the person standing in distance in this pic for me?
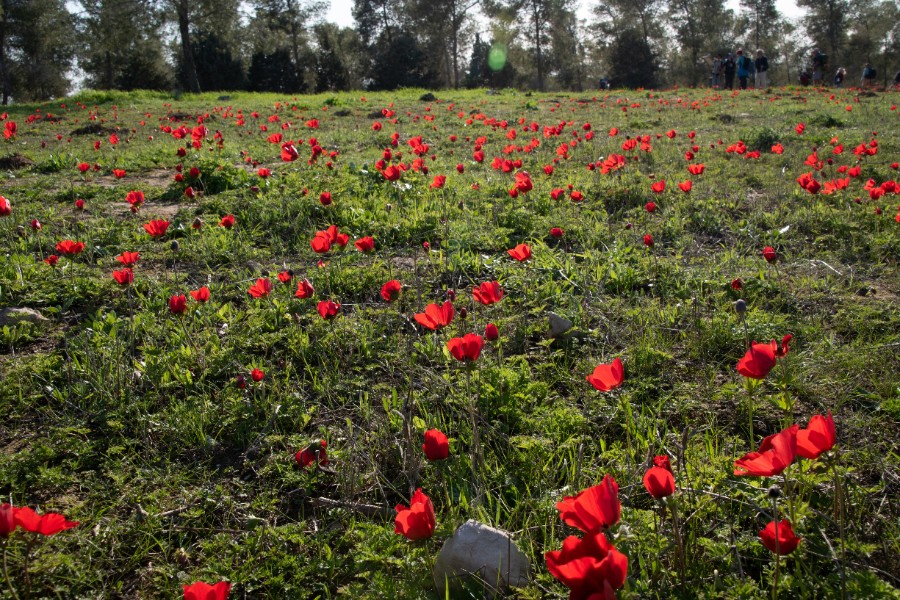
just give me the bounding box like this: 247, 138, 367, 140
723, 52, 736, 90
755, 49, 769, 89
711, 54, 723, 88
736, 49, 751, 90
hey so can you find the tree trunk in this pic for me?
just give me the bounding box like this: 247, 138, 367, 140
533, 0, 543, 90
451, 11, 459, 88
105, 50, 114, 89
176, 0, 201, 93
0, 0, 10, 105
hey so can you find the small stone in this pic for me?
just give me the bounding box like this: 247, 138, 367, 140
432, 520, 530, 595
548, 312, 573, 338
0, 307, 48, 326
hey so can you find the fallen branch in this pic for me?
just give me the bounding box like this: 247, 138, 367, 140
311, 497, 394, 519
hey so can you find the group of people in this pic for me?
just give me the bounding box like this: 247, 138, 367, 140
803, 49, 899, 88
710, 47, 900, 89
710, 49, 768, 90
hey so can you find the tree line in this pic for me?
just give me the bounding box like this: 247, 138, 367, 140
0, 0, 898, 102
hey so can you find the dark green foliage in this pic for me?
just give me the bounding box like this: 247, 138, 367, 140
187, 33, 248, 91
607, 28, 659, 88
370, 31, 437, 90
248, 49, 304, 93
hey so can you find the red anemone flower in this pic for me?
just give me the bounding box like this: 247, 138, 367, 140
643, 234, 654, 247
473, 281, 503, 305
116, 251, 140, 267
382, 165, 402, 181
250, 368, 265, 382
295, 278, 315, 299
394, 488, 436, 540
317, 299, 341, 320
484, 323, 499, 340
586, 358, 624, 392
281, 142, 299, 162
12, 507, 79, 536
169, 294, 188, 314
190, 287, 210, 302
219, 214, 235, 229
422, 429, 450, 461
0, 196, 10, 216
355, 236, 375, 252
678, 180, 693, 193
248, 278, 273, 298
759, 520, 801, 555
143, 219, 170, 239
734, 424, 798, 477
507, 243, 532, 262
112, 268, 134, 285
687, 163, 705, 175
56, 240, 85, 256
0, 504, 14, 537
762, 246, 777, 263
295, 439, 328, 468
183, 582, 231, 600
643, 456, 675, 499
555, 474, 621, 532
126, 191, 144, 209
545, 530, 628, 600
796, 412, 836, 459
414, 302, 454, 330
447, 333, 484, 362
381, 279, 402, 302
650, 180, 666, 193
736, 341, 778, 379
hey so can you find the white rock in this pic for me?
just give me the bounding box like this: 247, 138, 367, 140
432, 520, 531, 595
0, 307, 47, 326
548, 312, 573, 338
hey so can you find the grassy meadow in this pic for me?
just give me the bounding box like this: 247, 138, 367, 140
0, 86, 899, 599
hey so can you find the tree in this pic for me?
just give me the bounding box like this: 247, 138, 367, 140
796, 0, 849, 66
79, 0, 171, 91
667, 0, 734, 86
172, 0, 200, 92
313, 23, 366, 92
485, 0, 577, 90
606, 27, 658, 88
0, 0, 76, 102
369, 30, 436, 89
352, 0, 403, 46
844, 0, 900, 85
738, 0, 780, 52
188, 33, 247, 91
253, 0, 326, 87
466, 34, 517, 88
249, 49, 302, 92
406, 0, 479, 88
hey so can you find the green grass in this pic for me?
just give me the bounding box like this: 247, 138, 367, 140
1, 86, 899, 599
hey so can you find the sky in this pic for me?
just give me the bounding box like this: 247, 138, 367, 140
324, 0, 804, 29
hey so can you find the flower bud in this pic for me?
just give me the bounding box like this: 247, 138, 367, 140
734, 299, 747, 314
